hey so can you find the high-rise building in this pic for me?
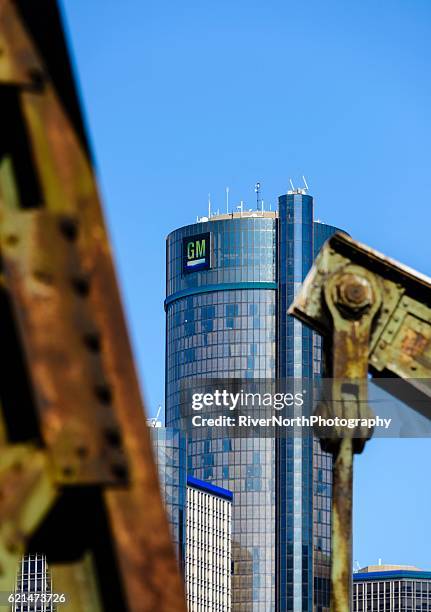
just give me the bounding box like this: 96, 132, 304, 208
186, 476, 232, 612
13, 554, 55, 611
165, 190, 342, 611
353, 565, 431, 611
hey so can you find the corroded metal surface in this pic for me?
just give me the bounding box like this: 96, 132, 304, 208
330, 438, 353, 612
0, 0, 186, 609
0, 446, 57, 591
1, 211, 129, 485
289, 232, 431, 399
317, 265, 382, 452
320, 266, 381, 611
288, 231, 431, 611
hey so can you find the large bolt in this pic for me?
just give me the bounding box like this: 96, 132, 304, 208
334, 273, 373, 317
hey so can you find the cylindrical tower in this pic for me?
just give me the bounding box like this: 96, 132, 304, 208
165, 200, 342, 611
166, 213, 277, 610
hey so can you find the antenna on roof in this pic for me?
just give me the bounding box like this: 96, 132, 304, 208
147, 405, 162, 428
255, 182, 261, 211
289, 178, 295, 191
302, 175, 309, 192
226, 186, 229, 213
208, 193, 211, 218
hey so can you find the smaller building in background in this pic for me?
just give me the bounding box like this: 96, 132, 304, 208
149, 426, 233, 611
353, 564, 431, 611
14, 554, 55, 611
186, 475, 232, 612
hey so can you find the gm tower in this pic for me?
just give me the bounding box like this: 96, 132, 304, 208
165, 189, 342, 611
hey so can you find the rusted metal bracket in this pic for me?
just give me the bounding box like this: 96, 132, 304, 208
318, 267, 381, 612
290, 232, 431, 399
288, 231, 431, 611
317, 265, 382, 452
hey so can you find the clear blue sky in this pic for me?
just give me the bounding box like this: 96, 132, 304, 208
60, 0, 430, 572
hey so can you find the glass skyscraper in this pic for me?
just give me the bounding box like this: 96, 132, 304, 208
165, 191, 342, 611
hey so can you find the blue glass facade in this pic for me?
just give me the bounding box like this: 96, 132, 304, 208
166, 215, 277, 610
150, 427, 187, 568
277, 195, 339, 612
165, 200, 342, 611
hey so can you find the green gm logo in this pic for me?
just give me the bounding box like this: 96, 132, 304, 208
183, 232, 211, 274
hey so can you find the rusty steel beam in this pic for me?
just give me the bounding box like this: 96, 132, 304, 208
288, 231, 431, 611
0, 1, 186, 610
314, 265, 382, 611
330, 438, 353, 612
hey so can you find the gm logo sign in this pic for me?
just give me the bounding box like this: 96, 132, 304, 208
183, 232, 212, 274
